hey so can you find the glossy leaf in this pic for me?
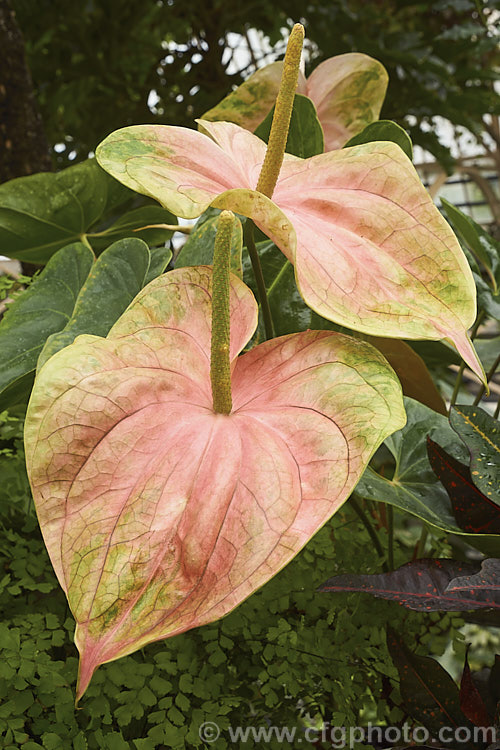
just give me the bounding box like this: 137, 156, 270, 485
202, 53, 388, 151
254, 93, 324, 158
387, 628, 474, 740
344, 119, 413, 160
319, 558, 498, 611
96, 121, 483, 381
175, 209, 243, 278
25, 266, 405, 699
450, 406, 500, 506
0, 159, 131, 263
38, 238, 151, 368
356, 398, 500, 552
427, 437, 500, 534
446, 558, 500, 599
441, 198, 499, 293
143, 245, 173, 286
0, 242, 94, 409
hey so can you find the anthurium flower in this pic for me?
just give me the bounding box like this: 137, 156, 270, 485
25, 266, 405, 698
202, 53, 388, 151
96, 121, 483, 381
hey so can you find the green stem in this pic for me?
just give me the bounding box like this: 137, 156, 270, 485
211, 211, 234, 414
473, 352, 500, 406
449, 310, 485, 409
387, 505, 394, 571
494, 398, 500, 420
350, 494, 388, 571
255, 23, 304, 199
244, 220, 275, 340
79, 233, 93, 251
416, 525, 429, 558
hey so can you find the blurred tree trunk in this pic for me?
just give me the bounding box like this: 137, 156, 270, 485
0, 0, 52, 182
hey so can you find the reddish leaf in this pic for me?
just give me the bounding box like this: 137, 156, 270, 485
319, 558, 500, 610
446, 558, 500, 602
427, 437, 500, 534
387, 628, 473, 740
460, 649, 493, 727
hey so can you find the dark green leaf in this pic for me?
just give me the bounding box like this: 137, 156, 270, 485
144, 245, 173, 286
254, 94, 324, 158
356, 398, 500, 553
387, 628, 474, 742
175, 210, 243, 278
0, 160, 130, 264
242, 240, 317, 338
89, 205, 177, 252
0, 242, 94, 409
450, 406, 500, 507
441, 199, 499, 293
475, 337, 500, 372
38, 238, 150, 368
344, 120, 413, 160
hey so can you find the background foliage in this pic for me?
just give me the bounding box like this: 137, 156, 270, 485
0, 1, 499, 748
10, 0, 500, 168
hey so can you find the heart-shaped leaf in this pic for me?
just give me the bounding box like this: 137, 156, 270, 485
202, 53, 388, 151
450, 406, 500, 507
96, 121, 483, 381
25, 266, 405, 699
0, 242, 94, 409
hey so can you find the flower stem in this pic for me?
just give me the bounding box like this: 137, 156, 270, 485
243, 220, 275, 340
255, 23, 304, 199
211, 211, 234, 414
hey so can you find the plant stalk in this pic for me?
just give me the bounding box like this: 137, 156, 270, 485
244, 220, 275, 340
255, 23, 304, 199
211, 211, 234, 414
